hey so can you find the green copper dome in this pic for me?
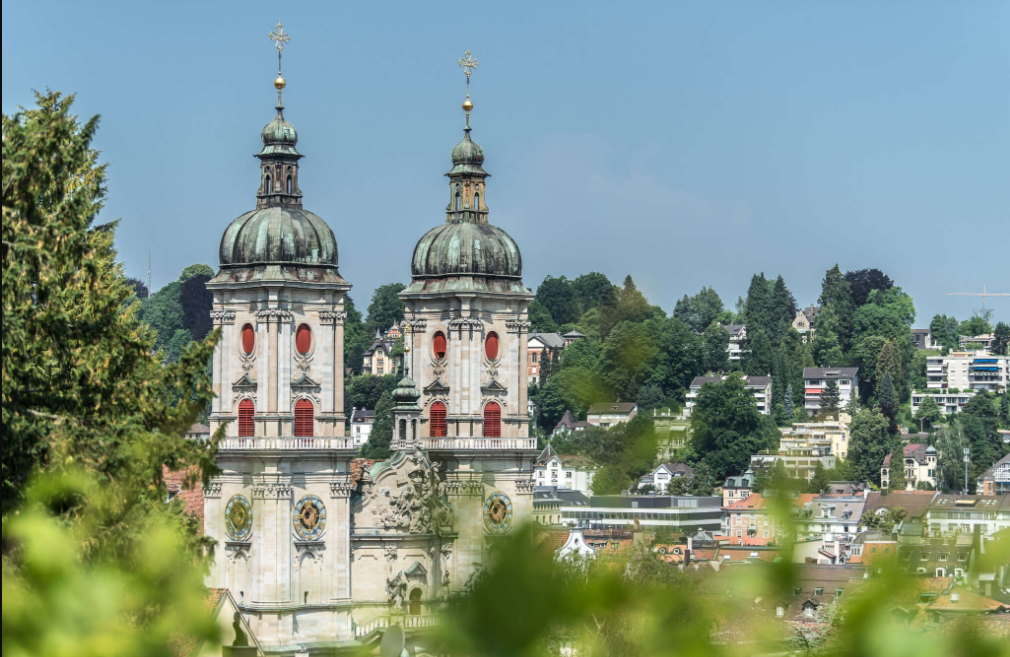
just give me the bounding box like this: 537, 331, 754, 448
220, 206, 338, 267
447, 128, 486, 176
411, 221, 521, 279
258, 108, 301, 158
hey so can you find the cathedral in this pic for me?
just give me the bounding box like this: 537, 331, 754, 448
203, 31, 537, 654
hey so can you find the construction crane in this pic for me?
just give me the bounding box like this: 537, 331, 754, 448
945, 284, 1010, 307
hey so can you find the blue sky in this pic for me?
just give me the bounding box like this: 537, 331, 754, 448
3, 1, 1008, 324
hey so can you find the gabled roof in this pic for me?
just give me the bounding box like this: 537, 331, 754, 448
882, 443, 932, 466
863, 490, 937, 519
529, 332, 566, 349
351, 408, 375, 422
562, 330, 586, 339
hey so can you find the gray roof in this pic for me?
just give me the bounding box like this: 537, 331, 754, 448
721, 324, 746, 336
803, 367, 859, 379
587, 402, 637, 414
690, 375, 771, 388
352, 409, 375, 422
529, 332, 566, 349
562, 330, 586, 339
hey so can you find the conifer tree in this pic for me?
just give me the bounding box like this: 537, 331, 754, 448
820, 380, 841, 417
887, 446, 907, 492
878, 373, 898, 434
784, 384, 795, 419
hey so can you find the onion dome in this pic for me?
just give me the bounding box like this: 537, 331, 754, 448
219, 206, 338, 267
411, 222, 521, 279
258, 108, 300, 157
447, 128, 487, 176
392, 375, 422, 409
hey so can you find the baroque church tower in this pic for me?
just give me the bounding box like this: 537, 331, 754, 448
204, 35, 537, 653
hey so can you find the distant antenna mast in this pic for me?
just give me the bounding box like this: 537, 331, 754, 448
945, 284, 1009, 308
147, 250, 152, 298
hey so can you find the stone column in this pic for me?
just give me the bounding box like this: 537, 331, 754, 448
329, 481, 354, 601
334, 314, 345, 436
210, 309, 235, 419
513, 319, 530, 435
252, 481, 293, 605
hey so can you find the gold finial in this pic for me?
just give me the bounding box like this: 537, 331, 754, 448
269, 21, 291, 105
458, 50, 478, 128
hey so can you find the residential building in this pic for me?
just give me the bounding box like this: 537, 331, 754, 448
652, 408, 690, 460
561, 495, 723, 532
910, 389, 976, 416
527, 332, 567, 383
552, 410, 588, 436
780, 414, 851, 460
803, 367, 859, 414
795, 496, 866, 545
533, 444, 599, 494
861, 490, 938, 529
895, 522, 975, 578
638, 462, 694, 493
562, 330, 586, 347
976, 453, 1010, 495
685, 375, 772, 417
586, 402, 638, 428
361, 330, 396, 376
911, 328, 933, 350
925, 495, 1010, 538
925, 350, 1008, 395
723, 493, 817, 546
881, 444, 938, 491
959, 333, 996, 351
555, 528, 596, 559
722, 324, 747, 363
792, 305, 819, 341
722, 469, 756, 507
350, 408, 375, 447
750, 440, 836, 482
848, 530, 898, 567
532, 487, 566, 526
185, 423, 211, 441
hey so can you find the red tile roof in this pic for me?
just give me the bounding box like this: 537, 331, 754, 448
164, 466, 205, 534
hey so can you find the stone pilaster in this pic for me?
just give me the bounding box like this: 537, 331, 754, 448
329, 480, 354, 601
251, 481, 293, 605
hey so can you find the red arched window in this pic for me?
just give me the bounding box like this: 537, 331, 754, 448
241, 324, 255, 354
429, 402, 447, 438
295, 324, 312, 354
483, 402, 501, 438
238, 399, 255, 437
294, 399, 314, 437
485, 332, 500, 360
432, 332, 447, 360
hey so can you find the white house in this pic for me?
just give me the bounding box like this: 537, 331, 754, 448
533, 444, 598, 494
556, 528, 597, 561
803, 367, 859, 414
880, 444, 938, 490
685, 375, 772, 417
350, 408, 375, 447
586, 403, 638, 428
638, 462, 694, 493
722, 324, 747, 362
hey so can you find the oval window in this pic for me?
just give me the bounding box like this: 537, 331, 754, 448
241, 324, 255, 354
296, 324, 312, 355
433, 331, 447, 360
485, 332, 499, 360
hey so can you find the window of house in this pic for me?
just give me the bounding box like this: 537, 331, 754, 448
238, 399, 255, 437
294, 399, 314, 437
484, 403, 502, 438
430, 402, 447, 438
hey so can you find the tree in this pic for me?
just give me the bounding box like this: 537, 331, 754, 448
125, 277, 148, 299
959, 312, 992, 338
361, 391, 394, 459
571, 271, 618, 313
808, 461, 830, 494
844, 268, 894, 307
1000, 394, 1010, 427
342, 295, 370, 374
992, 321, 1010, 356
701, 322, 730, 373
820, 380, 841, 418
688, 374, 780, 480
591, 464, 633, 495
930, 314, 960, 351
366, 282, 406, 334
848, 408, 891, 485
818, 265, 856, 351
527, 299, 558, 333
689, 463, 715, 496
673, 286, 725, 333
180, 272, 213, 341
635, 383, 665, 411
344, 373, 399, 418
743, 273, 772, 333
742, 329, 775, 377
887, 446, 907, 492
874, 339, 905, 401
768, 275, 798, 343
878, 373, 898, 434
536, 276, 580, 326
784, 384, 795, 419
179, 263, 214, 280
915, 395, 943, 431
863, 507, 907, 535
3, 91, 218, 513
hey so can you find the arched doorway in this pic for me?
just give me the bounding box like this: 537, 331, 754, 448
408, 588, 422, 616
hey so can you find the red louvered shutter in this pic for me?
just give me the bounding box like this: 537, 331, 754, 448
483, 402, 501, 438
430, 402, 447, 437
241, 324, 255, 354
485, 332, 499, 360
295, 324, 312, 354
238, 399, 255, 437
433, 332, 447, 360
294, 399, 314, 437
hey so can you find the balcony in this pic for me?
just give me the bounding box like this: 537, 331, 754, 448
355, 613, 440, 640
423, 437, 538, 451
218, 437, 355, 451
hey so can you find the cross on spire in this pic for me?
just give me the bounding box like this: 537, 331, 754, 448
268, 21, 291, 105
458, 50, 478, 128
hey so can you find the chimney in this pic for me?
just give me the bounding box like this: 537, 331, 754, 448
950, 592, 959, 604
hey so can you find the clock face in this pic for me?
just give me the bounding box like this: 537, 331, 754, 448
483, 492, 513, 535
293, 495, 326, 540
225, 495, 253, 541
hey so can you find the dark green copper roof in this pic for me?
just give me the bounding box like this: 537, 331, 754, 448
258, 107, 301, 158
447, 128, 487, 176
220, 206, 338, 267
411, 221, 521, 279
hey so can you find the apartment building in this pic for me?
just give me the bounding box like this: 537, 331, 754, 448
781, 414, 851, 460
685, 375, 772, 417
880, 444, 938, 491
803, 367, 859, 414
926, 351, 1008, 394
722, 324, 747, 363
561, 495, 723, 532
